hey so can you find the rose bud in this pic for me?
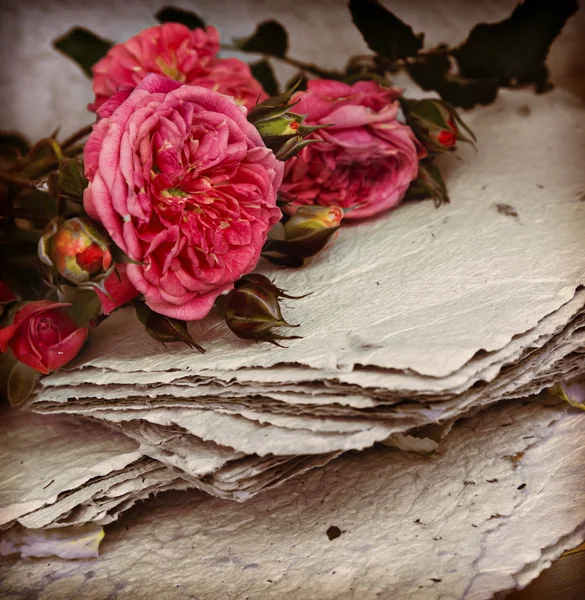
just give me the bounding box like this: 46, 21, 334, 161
0, 300, 88, 374
255, 113, 325, 157
38, 217, 113, 288
401, 98, 476, 153
224, 280, 301, 346
247, 78, 326, 160
263, 205, 344, 266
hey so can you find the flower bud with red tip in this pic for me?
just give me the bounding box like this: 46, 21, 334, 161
263, 205, 344, 266
401, 97, 476, 153
38, 217, 113, 289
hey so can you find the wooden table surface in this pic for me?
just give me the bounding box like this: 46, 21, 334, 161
507, 541, 585, 599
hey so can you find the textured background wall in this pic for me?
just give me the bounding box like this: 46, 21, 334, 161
0, 0, 583, 140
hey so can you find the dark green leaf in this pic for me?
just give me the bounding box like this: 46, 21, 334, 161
7, 361, 39, 406
53, 27, 113, 77
234, 20, 288, 58
453, 0, 578, 91
155, 6, 206, 30
407, 50, 498, 109
250, 60, 279, 96
349, 0, 424, 60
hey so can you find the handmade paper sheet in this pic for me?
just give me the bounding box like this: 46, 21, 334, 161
2, 398, 583, 599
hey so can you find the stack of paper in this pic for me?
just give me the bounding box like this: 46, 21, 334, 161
2, 396, 584, 597
21, 88, 585, 502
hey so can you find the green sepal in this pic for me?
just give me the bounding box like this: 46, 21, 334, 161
406, 159, 450, 207
263, 226, 340, 258
134, 300, 205, 353
7, 361, 39, 407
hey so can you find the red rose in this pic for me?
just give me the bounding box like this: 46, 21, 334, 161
0, 301, 88, 374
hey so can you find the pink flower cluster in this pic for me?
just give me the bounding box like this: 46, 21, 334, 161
90, 23, 266, 111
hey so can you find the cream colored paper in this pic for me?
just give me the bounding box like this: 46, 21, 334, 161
2, 399, 583, 598
0, 410, 141, 526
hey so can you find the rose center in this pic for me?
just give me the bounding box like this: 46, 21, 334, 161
36, 317, 61, 347
154, 57, 186, 82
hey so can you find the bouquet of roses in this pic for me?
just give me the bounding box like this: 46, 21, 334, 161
0, 0, 573, 406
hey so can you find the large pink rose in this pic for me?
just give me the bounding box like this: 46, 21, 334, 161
84, 74, 283, 321
90, 23, 266, 111
279, 80, 427, 220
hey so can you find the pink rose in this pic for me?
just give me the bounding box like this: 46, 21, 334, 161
0, 301, 88, 374
89, 23, 266, 111
279, 80, 427, 220
95, 264, 140, 315
84, 74, 283, 321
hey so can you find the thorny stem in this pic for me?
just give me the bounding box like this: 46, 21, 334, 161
61, 124, 93, 149
0, 171, 42, 187
1, 124, 90, 183
220, 44, 341, 80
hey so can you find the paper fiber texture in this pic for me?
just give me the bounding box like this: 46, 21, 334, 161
0, 409, 141, 526
2, 399, 583, 599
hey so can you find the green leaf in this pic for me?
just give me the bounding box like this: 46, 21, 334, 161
250, 60, 279, 96
53, 27, 113, 77
155, 6, 206, 30
7, 362, 39, 406
407, 50, 498, 109
453, 0, 578, 92
234, 20, 289, 58
349, 0, 424, 60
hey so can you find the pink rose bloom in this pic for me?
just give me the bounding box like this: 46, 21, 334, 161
84, 74, 283, 321
194, 57, 267, 109
0, 301, 88, 374
280, 79, 427, 220
90, 23, 265, 111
